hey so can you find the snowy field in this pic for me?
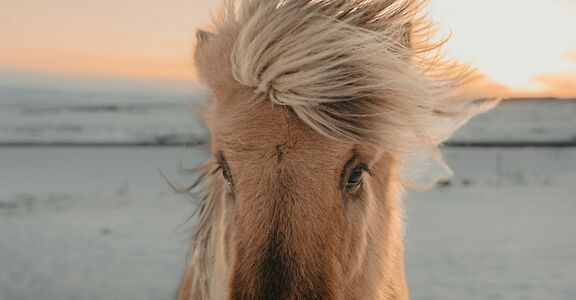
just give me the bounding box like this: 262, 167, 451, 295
0, 76, 575, 299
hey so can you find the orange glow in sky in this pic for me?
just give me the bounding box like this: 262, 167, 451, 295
1, 0, 575, 97
428, 0, 576, 98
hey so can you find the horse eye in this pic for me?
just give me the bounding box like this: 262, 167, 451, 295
346, 165, 365, 188
220, 165, 233, 186
217, 152, 233, 186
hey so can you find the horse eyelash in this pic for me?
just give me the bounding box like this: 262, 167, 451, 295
216, 152, 235, 186
357, 163, 374, 177
216, 151, 228, 173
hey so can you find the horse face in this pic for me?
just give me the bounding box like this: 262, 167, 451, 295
207, 97, 394, 299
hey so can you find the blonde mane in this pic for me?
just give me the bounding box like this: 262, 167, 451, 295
183, 0, 497, 298
209, 0, 492, 155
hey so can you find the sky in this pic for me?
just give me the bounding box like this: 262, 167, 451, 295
0, 0, 575, 97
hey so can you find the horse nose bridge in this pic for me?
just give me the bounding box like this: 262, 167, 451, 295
230, 222, 336, 299
229, 171, 339, 299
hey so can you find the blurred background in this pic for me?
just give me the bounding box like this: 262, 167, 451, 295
0, 0, 575, 299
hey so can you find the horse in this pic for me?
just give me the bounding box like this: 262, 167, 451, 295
178, 0, 494, 299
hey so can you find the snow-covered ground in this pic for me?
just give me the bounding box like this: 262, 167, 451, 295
405, 148, 576, 300
0, 147, 198, 300
1, 76, 575, 299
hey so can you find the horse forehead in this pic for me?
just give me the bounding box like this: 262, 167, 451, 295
217, 102, 347, 159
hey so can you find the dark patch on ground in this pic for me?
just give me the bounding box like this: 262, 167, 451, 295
437, 179, 452, 187
0, 194, 73, 212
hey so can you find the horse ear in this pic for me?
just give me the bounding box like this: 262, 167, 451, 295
401, 22, 412, 49
196, 30, 213, 45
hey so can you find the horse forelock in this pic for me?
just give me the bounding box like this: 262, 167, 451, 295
196, 0, 495, 157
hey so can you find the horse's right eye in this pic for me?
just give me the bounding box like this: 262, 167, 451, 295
221, 165, 233, 186
217, 151, 233, 186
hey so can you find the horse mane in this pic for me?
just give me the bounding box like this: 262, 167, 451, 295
176, 159, 220, 299
186, 0, 497, 298
206, 0, 495, 155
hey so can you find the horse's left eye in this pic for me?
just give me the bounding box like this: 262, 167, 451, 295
346, 165, 365, 188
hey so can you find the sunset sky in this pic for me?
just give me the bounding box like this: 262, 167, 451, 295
1, 0, 575, 97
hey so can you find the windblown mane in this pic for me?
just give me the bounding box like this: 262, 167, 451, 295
203, 0, 493, 155
186, 0, 496, 298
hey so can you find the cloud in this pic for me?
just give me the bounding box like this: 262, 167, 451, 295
452, 71, 511, 100
530, 72, 576, 98
530, 51, 576, 98
504, 50, 576, 99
